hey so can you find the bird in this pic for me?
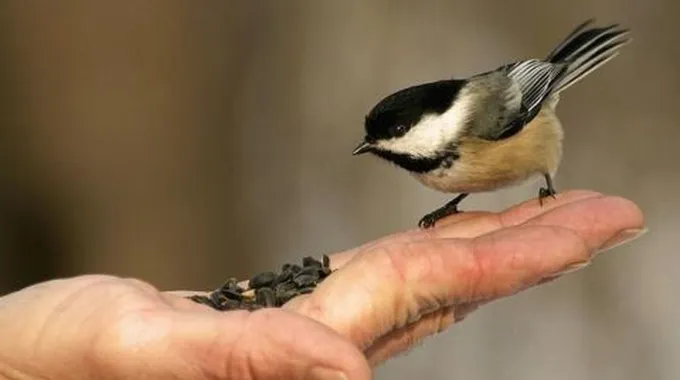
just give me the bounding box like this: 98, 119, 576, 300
352, 19, 630, 228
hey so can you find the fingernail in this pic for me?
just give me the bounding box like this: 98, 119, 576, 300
307, 367, 348, 380
540, 260, 591, 284
557, 260, 591, 275
597, 227, 648, 254
537, 275, 560, 285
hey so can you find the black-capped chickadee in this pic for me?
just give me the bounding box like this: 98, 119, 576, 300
352, 19, 630, 228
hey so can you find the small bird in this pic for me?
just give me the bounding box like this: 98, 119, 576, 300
352, 19, 630, 228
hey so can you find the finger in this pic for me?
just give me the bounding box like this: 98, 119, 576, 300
297, 195, 643, 348
426, 189, 603, 238
330, 190, 601, 269
435, 189, 602, 228
364, 302, 480, 366
109, 308, 371, 380
445, 195, 642, 302
521, 195, 645, 253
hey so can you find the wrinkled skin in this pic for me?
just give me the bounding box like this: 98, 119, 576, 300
0, 191, 645, 380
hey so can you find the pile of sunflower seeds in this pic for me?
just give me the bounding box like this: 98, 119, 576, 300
188, 255, 333, 311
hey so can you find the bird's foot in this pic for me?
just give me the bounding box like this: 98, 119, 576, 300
538, 186, 557, 206
418, 205, 461, 229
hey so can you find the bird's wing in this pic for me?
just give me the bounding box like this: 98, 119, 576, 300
506, 59, 560, 115
468, 60, 560, 141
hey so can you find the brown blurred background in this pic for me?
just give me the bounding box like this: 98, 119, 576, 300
0, 1, 677, 379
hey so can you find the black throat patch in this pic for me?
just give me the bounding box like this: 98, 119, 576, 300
371, 146, 460, 174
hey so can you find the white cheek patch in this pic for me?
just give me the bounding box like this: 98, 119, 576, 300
375, 90, 473, 157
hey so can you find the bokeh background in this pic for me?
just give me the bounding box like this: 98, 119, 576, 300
0, 1, 677, 379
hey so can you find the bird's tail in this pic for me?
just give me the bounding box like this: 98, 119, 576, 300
546, 19, 630, 94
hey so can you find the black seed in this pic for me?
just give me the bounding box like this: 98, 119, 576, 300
296, 266, 322, 279
278, 290, 299, 304
221, 288, 243, 301
273, 270, 292, 285
282, 263, 302, 273
290, 264, 302, 274
256, 287, 277, 307
189, 295, 218, 308
210, 291, 228, 305
249, 271, 276, 289
302, 256, 322, 268
186, 253, 341, 311
275, 283, 298, 303
298, 287, 315, 295
293, 274, 317, 288
275, 280, 297, 293
218, 277, 240, 292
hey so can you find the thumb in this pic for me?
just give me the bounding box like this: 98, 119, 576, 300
165, 308, 371, 380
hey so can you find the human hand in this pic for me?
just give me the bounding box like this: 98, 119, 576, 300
286, 190, 645, 365
0, 190, 644, 380
0, 276, 370, 380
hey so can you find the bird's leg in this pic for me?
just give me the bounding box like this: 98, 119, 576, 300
418, 193, 470, 229
538, 174, 557, 206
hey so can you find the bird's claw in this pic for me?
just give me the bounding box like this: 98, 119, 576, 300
418, 214, 439, 229
538, 187, 557, 206
418, 206, 460, 229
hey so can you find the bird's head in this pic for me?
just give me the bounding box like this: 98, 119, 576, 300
352, 79, 469, 172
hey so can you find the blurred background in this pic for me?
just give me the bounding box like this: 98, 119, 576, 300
0, 1, 677, 379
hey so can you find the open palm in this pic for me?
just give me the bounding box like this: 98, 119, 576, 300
0, 190, 644, 380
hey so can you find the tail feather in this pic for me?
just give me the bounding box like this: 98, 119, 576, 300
545, 18, 597, 61
547, 20, 631, 94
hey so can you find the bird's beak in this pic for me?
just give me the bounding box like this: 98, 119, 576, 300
352, 141, 373, 155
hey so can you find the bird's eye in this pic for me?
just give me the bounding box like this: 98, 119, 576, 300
389, 125, 407, 137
